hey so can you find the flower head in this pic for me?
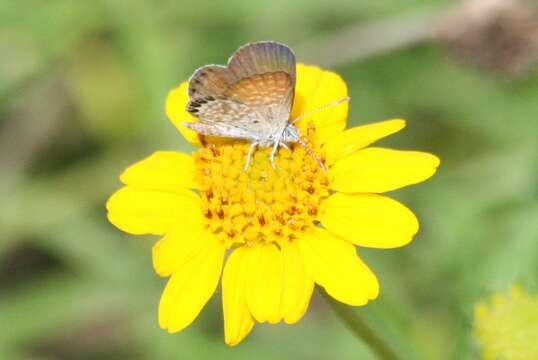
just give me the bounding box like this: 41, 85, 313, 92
106, 63, 440, 345
474, 285, 538, 359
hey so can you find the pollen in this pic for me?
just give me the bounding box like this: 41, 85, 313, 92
192, 124, 329, 248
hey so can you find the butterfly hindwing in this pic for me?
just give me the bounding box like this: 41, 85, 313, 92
188, 65, 232, 99
185, 96, 268, 139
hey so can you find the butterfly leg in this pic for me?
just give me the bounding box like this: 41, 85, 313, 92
244, 142, 258, 171
279, 142, 289, 150
269, 141, 280, 169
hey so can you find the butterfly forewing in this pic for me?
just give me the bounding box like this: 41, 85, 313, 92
224, 72, 293, 107
227, 42, 296, 89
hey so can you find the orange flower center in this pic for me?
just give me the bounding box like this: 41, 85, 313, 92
193, 124, 329, 248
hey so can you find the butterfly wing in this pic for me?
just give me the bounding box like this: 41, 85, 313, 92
184, 41, 296, 142
226, 41, 296, 102
185, 96, 265, 138
188, 65, 232, 99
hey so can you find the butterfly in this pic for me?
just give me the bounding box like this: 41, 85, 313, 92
183, 41, 348, 170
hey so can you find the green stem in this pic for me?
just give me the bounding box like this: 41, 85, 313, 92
319, 289, 400, 360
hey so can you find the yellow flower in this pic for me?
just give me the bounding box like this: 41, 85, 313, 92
474, 285, 538, 360
106, 64, 440, 345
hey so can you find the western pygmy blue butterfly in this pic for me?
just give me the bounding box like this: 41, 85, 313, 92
183, 41, 349, 171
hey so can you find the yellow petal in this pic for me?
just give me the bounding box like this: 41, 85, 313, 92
319, 193, 419, 249
222, 247, 255, 346
166, 82, 202, 147
152, 218, 213, 276
330, 147, 440, 193
120, 151, 196, 191
158, 240, 225, 333
280, 240, 314, 324
106, 186, 200, 235
292, 64, 348, 144
298, 228, 379, 306
323, 119, 406, 164
245, 243, 283, 324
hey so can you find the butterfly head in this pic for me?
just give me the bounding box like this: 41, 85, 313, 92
281, 123, 301, 143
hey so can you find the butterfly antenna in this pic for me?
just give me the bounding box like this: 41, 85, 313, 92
291, 96, 350, 125
297, 137, 327, 172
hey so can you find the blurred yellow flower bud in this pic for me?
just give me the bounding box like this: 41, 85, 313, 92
474, 285, 538, 359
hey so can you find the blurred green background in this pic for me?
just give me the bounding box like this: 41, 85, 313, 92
1, 0, 537, 359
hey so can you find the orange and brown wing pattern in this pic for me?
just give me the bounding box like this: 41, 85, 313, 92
223, 71, 293, 110
184, 41, 296, 141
